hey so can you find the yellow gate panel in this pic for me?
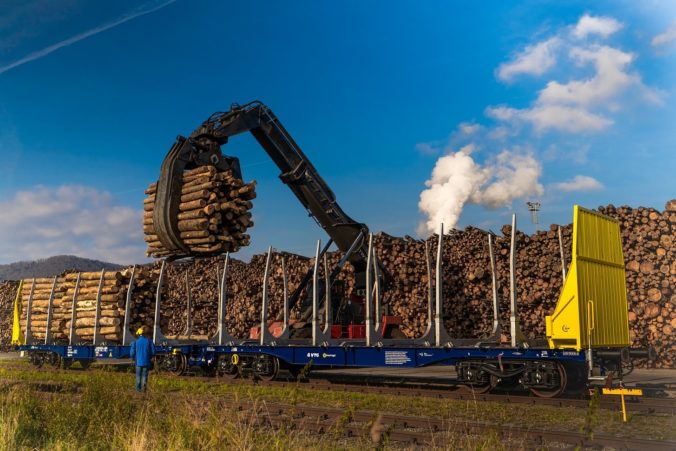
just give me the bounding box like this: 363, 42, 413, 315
11, 280, 24, 345
546, 206, 630, 350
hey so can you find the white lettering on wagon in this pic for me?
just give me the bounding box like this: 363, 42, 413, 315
385, 351, 411, 365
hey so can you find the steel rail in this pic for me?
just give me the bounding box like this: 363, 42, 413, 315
219, 398, 676, 450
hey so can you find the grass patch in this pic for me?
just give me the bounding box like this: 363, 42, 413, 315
0, 358, 673, 449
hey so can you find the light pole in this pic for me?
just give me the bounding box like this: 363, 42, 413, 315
527, 201, 541, 232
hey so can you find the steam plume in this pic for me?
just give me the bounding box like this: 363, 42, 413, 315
418, 145, 543, 235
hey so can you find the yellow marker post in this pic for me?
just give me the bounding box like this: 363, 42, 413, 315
602, 388, 643, 422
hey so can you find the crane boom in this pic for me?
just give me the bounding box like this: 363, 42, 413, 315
153, 101, 369, 280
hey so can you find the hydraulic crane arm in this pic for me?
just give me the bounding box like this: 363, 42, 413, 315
154, 101, 369, 277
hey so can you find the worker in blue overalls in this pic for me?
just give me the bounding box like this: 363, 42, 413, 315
129, 326, 155, 392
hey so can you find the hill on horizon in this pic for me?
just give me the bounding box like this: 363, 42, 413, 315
0, 255, 123, 281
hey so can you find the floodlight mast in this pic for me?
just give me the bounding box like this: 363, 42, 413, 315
527, 201, 541, 232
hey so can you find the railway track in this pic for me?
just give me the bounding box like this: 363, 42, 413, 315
223, 398, 676, 450
5, 373, 674, 449
205, 372, 676, 416
2, 357, 673, 415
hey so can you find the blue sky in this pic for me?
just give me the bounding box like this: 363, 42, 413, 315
0, 0, 674, 264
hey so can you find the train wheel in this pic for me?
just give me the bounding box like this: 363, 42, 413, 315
79, 360, 91, 370
47, 353, 61, 369
156, 354, 187, 376
253, 354, 279, 381
29, 352, 44, 368
217, 354, 240, 380
530, 362, 566, 398
61, 358, 73, 370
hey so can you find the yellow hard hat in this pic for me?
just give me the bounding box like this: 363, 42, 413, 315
136, 327, 145, 336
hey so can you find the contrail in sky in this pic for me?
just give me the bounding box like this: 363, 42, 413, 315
0, 0, 176, 75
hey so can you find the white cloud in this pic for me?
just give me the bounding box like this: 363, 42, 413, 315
489, 41, 658, 133
415, 142, 439, 155
486, 104, 612, 133
497, 37, 561, 81
0, 185, 146, 264
523, 105, 612, 132
459, 122, 481, 135
553, 175, 604, 192
572, 14, 623, 39
652, 23, 676, 47
538, 46, 636, 106
418, 145, 543, 234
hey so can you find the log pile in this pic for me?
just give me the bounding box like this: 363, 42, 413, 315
157, 252, 312, 338
0, 281, 19, 348
1, 201, 673, 367
143, 165, 256, 258
152, 202, 673, 367
59, 272, 125, 341
11, 268, 163, 344
124, 266, 163, 336
18, 277, 68, 342
599, 202, 675, 368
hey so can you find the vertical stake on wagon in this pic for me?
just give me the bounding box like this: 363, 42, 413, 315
509, 214, 527, 347
323, 253, 332, 335
364, 234, 380, 347
487, 234, 502, 341
24, 278, 36, 345
372, 246, 381, 334
44, 276, 58, 345
122, 265, 136, 346
272, 255, 290, 344
415, 241, 434, 346
92, 269, 105, 345
434, 224, 454, 348
260, 246, 275, 345
184, 270, 193, 338
153, 260, 169, 344
558, 226, 567, 281
281, 256, 289, 336
311, 240, 332, 346
69, 273, 82, 345
210, 253, 235, 346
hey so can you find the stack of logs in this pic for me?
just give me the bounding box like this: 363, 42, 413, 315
12, 268, 163, 344
1, 201, 673, 367
61, 272, 125, 341
18, 277, 68, 342
153, 201, 674, 367
0, 281, 19, 349
125, 266, 163, 336
156, 252, 311, 338
600, 201, 675, 367
143, 165, 256, 258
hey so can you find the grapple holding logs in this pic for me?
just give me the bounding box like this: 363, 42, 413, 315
144, 165, 256, 258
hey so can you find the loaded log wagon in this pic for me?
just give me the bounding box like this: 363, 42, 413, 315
13, 101, 654, 397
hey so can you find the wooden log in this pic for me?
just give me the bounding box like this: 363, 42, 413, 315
178, 218, 209, 232
66, 317, 121, 327
179, 199, 207, 211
